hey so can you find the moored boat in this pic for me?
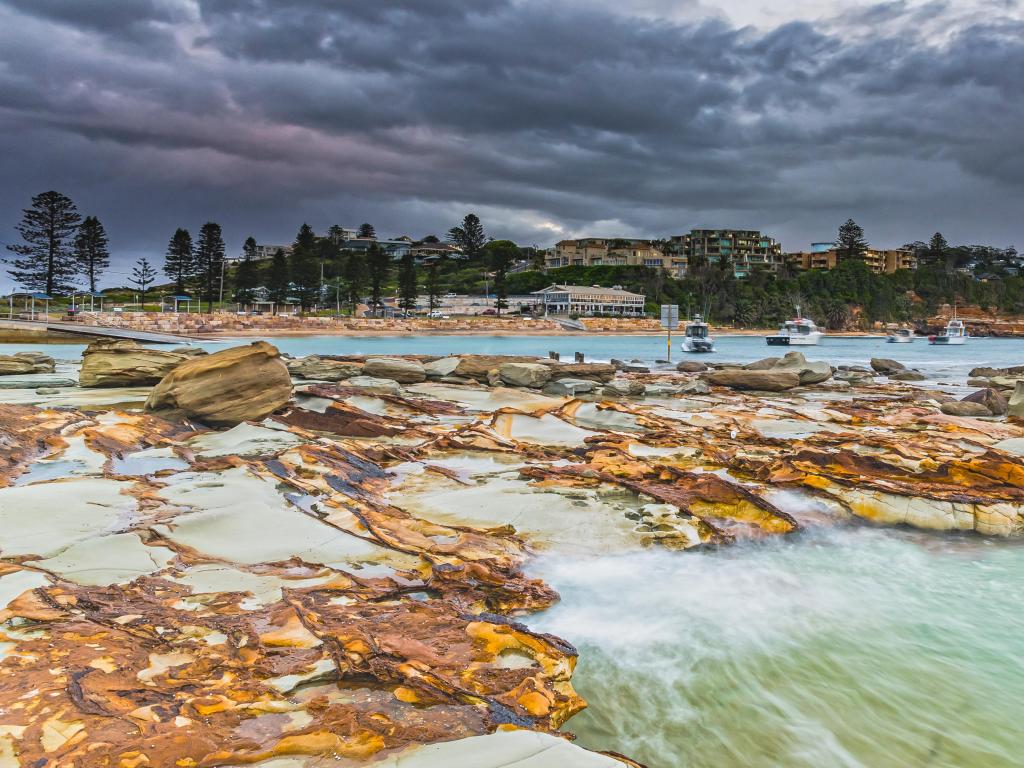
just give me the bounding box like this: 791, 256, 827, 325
681, 314, 715, 353
929, 317, 967, 345
766, 307, 824, 346
887, 328, 915, 343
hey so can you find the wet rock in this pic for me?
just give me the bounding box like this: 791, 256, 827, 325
0, 375, 77, 390
644, 384, 682, 397
602, 379, 646, 397
499, 362, 552, 388
144, 341, 291, 427
773, 351, 833, 385
962, 388, 1008, 416
346, 375, 403, 395
871, 358, 906, 374
0, 351, 55, 375
703, 369, 801, 392
988, 376, 1024, 390
79, 339, 192, 388
424, 356, 461, 378
891, 371, 926, 382
967, 378, 992, 388
971, 364, 1024, 379
543, 378, 597, 397
610, 358, 626, 369
940, 401, 992, 418
621, 364, 650, 373
287, 355, 362, 381
676, 361, 708, 373
363, 357, 427, 384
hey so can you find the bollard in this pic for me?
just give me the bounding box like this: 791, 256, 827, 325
549, 351, 560, 360
575, 352, 585, 363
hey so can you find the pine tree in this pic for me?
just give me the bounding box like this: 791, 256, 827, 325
164, 228, 195, 294
366, 242, 390, 316
233, 236, 260, 305
358, 222, 376, 239
267, 248, 290, 310
73, 216, 110, 293
343, 251, 367, 312
130, 257, 157, 306
446, 213, 486, 259
928, 232, 953, 272
194, 222, 226, 312
4, 190, 81, 294
289, 223, 321, 310
397, 252, 418, 314
834, 219, 869, 262
485, 240, 517, 316
425, 262, 442, 312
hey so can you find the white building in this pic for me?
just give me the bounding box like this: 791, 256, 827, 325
532, 284, 645, 316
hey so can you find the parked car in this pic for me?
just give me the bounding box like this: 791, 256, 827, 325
481, 308, 497, 316
428, 311, 450, 319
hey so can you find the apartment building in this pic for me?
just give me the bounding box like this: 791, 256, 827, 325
669, 229, 784, 278
787, 242, 917, 274
544, 238, 685, 276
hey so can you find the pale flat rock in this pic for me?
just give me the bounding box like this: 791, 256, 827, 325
423, 356, 461, 378
346, 375, 403, 395
376, 730, 626, 767
363, 357, 427, 384
187, 422, 301, 458
499, 362, 552, 388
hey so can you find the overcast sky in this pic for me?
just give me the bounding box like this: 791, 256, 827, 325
1, 0, 1022, 290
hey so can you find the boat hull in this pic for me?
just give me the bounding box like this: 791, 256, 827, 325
682, 340, 715, 354
929, 336, 966, 345
887, 336, 914, 343
766, 334, 822, 346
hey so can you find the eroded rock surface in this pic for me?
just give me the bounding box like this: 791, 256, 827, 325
79, 339, 192, 387
0, 351, 55, 375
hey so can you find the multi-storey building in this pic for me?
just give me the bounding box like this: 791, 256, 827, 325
787, 242, 917, 274
669, 229, 784, 278
544, 238, 685, 276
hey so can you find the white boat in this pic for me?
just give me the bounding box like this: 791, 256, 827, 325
887, 328, 915, 343
766, 307, 824, 346
929, 317, 967, 345
681, 314, 715, 353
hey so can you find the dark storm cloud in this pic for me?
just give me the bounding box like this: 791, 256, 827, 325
0, 0, 1023, 288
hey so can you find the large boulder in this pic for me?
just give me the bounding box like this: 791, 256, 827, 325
144, 341, 291, 427
1008, 381, 1024, 422
676, 361, 708, 373
499, 362, 552, 388
543, 361, 616, 383
0, 352, 55, 375
744, 357, 781, 370
962, 388, 1008, 416
773, 351, 833, 385
454, 355, 542, 382
423, 357, 461, 379
79, 340, 193, 388
940, 401, 992, 418
601, 379, 646, 397
971, 364, 1024, 379
891, 370, 926, 382
871, 358, 906, 375
834, 370, 875, 386
363, 357, 426, 384
703, 369, 801, 392
287, 356, 362, 382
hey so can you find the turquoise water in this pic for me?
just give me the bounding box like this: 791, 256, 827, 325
534, 525, 1024, 768
3, 334, 1023, 384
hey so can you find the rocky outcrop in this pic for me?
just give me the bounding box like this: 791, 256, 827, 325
287, 356, 362, 381
144, 341, 291, 426
79, 340, 193, 388
499, 362, 552, 388
363, 357, 427, 384
0, 352, 55, 375
543, 362, 616, 383
871, 358, 906, 375
891, 371, 926, 382
773, 351, 833, 385
454, 355, 544, 382
676, 361, 708, 373
423, 356, 461, 379
962, 388, 1008, 416
703, 369, 801, 392
940, 401, 992, 418
601, 379, 646, 397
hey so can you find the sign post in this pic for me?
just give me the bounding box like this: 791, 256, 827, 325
660, 304, 679, 363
